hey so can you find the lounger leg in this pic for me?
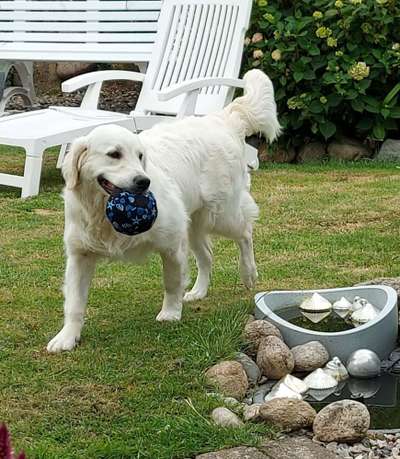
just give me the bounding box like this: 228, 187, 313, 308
21, 144, 44, 198
57, 144, 69, 169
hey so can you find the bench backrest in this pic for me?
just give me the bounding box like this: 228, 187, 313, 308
136, 0, 252, 116
0, 1, 162, 62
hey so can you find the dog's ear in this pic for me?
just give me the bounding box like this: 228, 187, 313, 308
62, 136, 88, 189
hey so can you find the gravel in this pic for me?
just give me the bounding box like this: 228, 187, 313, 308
4, 80, 141, 115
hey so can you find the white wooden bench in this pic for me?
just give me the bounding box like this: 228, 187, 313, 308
0, 0, 162, 112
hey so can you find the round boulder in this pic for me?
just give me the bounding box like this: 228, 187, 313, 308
313, 400, 370, 443
291, 341, 330, 372
211, 407, 243, 427
235, 352, 261, 386
205, 361, 248, 400
244, 319, 283, 354
256, 336, 294, 379
259, 398, 316, 431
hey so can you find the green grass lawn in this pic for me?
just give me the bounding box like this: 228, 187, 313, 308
1, 147, 400, 458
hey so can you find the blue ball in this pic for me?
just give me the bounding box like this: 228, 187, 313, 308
106, 191, 158, 236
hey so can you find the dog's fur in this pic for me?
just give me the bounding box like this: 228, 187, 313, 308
47, 69, 281, 352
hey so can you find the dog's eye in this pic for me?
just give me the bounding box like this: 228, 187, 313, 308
138, 153, 143, 161
107, 150, 122, 160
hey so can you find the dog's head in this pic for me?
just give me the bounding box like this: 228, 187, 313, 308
63, 124, 150, 195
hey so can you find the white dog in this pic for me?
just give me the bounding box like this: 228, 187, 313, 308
47, 69, 281, 352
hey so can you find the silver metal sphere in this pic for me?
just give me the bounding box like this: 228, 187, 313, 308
346, 349, 381, 379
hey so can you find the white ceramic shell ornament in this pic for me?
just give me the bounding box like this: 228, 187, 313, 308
351, 302, 379, 326
280, 374, 309, 394
307, 387, 337, 402
333, 297, 352, 319
351, 296, 365, 312
299, 293, 332, 324
324, 356, 349, 382
303, 368, 338, 390
264, 382, 302, 402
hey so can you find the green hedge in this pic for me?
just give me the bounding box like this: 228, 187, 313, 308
242, 0, 400, 146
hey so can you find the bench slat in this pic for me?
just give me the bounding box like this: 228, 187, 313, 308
0, 32, 157, 43
0, 11, 160, 21
0, 42, 154, 62
0, 1, 162, 11
4, 21, 158, 33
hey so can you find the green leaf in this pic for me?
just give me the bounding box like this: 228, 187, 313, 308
303, 69, 315, 80
383, 82, 400, 105
381, 108, 391, 119
327, 94, 342, 107
293, 71, 304, 82
372, 123, 385, 140
390, 107, 400, 118
309, 100, 324, 113
308, 45, 321, 56
351, 99, 364, 112
319, 120, 337, 139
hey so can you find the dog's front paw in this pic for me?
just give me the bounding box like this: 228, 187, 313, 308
156, 310, 182, 322
47, 325, 81, 353
241, 267, 258, 289
183, 289, 207, 302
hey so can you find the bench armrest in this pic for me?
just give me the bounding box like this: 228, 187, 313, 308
157, 77, 244, 118
62, 70, 145, 93
62, 70, 146, 110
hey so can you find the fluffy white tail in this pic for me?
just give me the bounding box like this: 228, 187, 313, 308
225, 69, 281, 142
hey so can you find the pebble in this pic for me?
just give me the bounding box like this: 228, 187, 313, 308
211, 407, 244, 428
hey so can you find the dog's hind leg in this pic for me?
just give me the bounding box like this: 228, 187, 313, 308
236, 224, 258, 289
213, 191, 259, 289
184, 227, 213, 302
156, 240, 188, 321
47, 251, 97, 352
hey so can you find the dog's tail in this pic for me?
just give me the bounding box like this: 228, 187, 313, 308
224, 69, 281, 142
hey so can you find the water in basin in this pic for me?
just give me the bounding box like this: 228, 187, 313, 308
278, 305, 354, 333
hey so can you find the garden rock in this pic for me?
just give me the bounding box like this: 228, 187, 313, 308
259, 398, 317, 431
260, 436, 341, 458
211, 407, 244, 428
256, 336, 294, 379
327, 137, 372, 161
252, 382, 275, 404
291, 341, 330, 372
56, 62, 96, 80
205, 361, 248, 400
196, 447, 268, 459
375, 139, 400, 162
244, 319, 283, 354
297, 142, 327, 163
313, 400, 370, 443
235, 352, 261, 386
243, 404, 261, 422
259, 142, 296, 163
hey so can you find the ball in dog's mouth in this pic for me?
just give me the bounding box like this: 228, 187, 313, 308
105, 190, 158, 236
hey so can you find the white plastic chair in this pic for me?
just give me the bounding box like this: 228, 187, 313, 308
0, 0, 257, 198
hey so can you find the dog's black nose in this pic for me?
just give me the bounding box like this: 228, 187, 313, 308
132, 175, 150, 192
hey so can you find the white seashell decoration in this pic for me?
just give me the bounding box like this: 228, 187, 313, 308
300, 293, 332, 323
279, 374, 309, 394
351, 296, 366, 312
303, 368, 338, 390
307, 387, 337, 402
333, 297, 352, 319
300, 293, 332, 312
351, 302, 379, 326
324, 356, 349, 382
301, 311, 331, 324
264, 382, 302, 402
